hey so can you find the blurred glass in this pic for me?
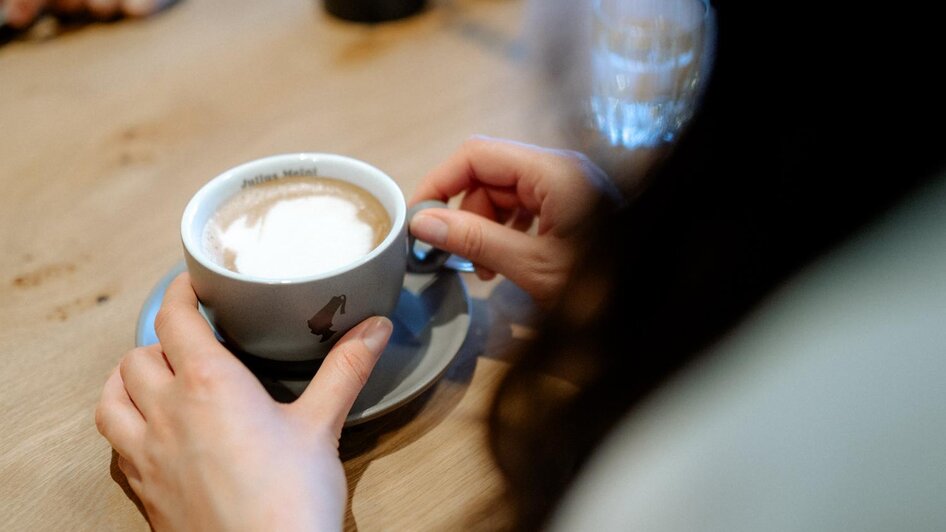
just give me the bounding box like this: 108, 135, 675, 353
523, 0, 715, 191
589, 0, 711, 149
322, 0, 426, 22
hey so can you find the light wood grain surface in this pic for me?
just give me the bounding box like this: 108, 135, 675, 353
0, 1, 555, 529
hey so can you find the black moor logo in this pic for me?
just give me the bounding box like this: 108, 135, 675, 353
307, 295, 347, 342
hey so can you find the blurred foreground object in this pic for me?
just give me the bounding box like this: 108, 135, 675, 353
589, 0, 713, 149
524, 0, 715, 193
0, 0, 176, 36
323, 0, 426, 23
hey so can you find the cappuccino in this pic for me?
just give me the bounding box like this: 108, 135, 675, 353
202, 176, 391, 279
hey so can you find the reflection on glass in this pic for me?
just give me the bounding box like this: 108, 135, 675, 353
589, 0, 713, 149
522, 0, 715, 190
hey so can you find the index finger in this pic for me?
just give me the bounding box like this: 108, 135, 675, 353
409, 136, 584, 213
154, 273, 230, 369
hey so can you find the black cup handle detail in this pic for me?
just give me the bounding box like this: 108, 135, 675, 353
407, 200, 454, 274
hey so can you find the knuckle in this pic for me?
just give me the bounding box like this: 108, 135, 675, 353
152, 304, 180, 335
557, 148, 586, 164
521, 247, 571, 305
116, 453, 131, 473
462, 135, 500, 161
94, 403, 109, 435
457, 220, 486, 261
462, 134, 490, 151
335, 346, 373, 388
556, 147, 595, 174
181, 358, 219, 391
118, 348, 144, 376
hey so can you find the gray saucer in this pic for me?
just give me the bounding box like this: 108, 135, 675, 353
136, 261, 471, 426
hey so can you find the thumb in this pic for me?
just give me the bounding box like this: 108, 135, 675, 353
292, 316, 393, 436
410, 208, 546, 285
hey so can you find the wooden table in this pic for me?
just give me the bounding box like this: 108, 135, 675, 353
0, 1, 556, 529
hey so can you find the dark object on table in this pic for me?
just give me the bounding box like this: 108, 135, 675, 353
323, 0, 426, 22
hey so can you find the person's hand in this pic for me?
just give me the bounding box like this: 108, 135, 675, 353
94, 273, 392, 531
409, 136, 616, 307
1, 0, 170, 30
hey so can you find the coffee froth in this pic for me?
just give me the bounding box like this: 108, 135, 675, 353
202, 177, 392, 279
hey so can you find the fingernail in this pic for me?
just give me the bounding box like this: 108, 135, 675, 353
411, 213, 449, 246
360, 317, 393, 353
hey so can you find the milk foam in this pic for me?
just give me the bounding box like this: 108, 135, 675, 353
202, 177, 390, 279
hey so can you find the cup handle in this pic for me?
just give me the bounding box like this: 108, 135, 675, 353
407, 200, 467, 274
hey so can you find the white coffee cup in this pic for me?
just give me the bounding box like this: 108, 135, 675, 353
181, 153, 449, 362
